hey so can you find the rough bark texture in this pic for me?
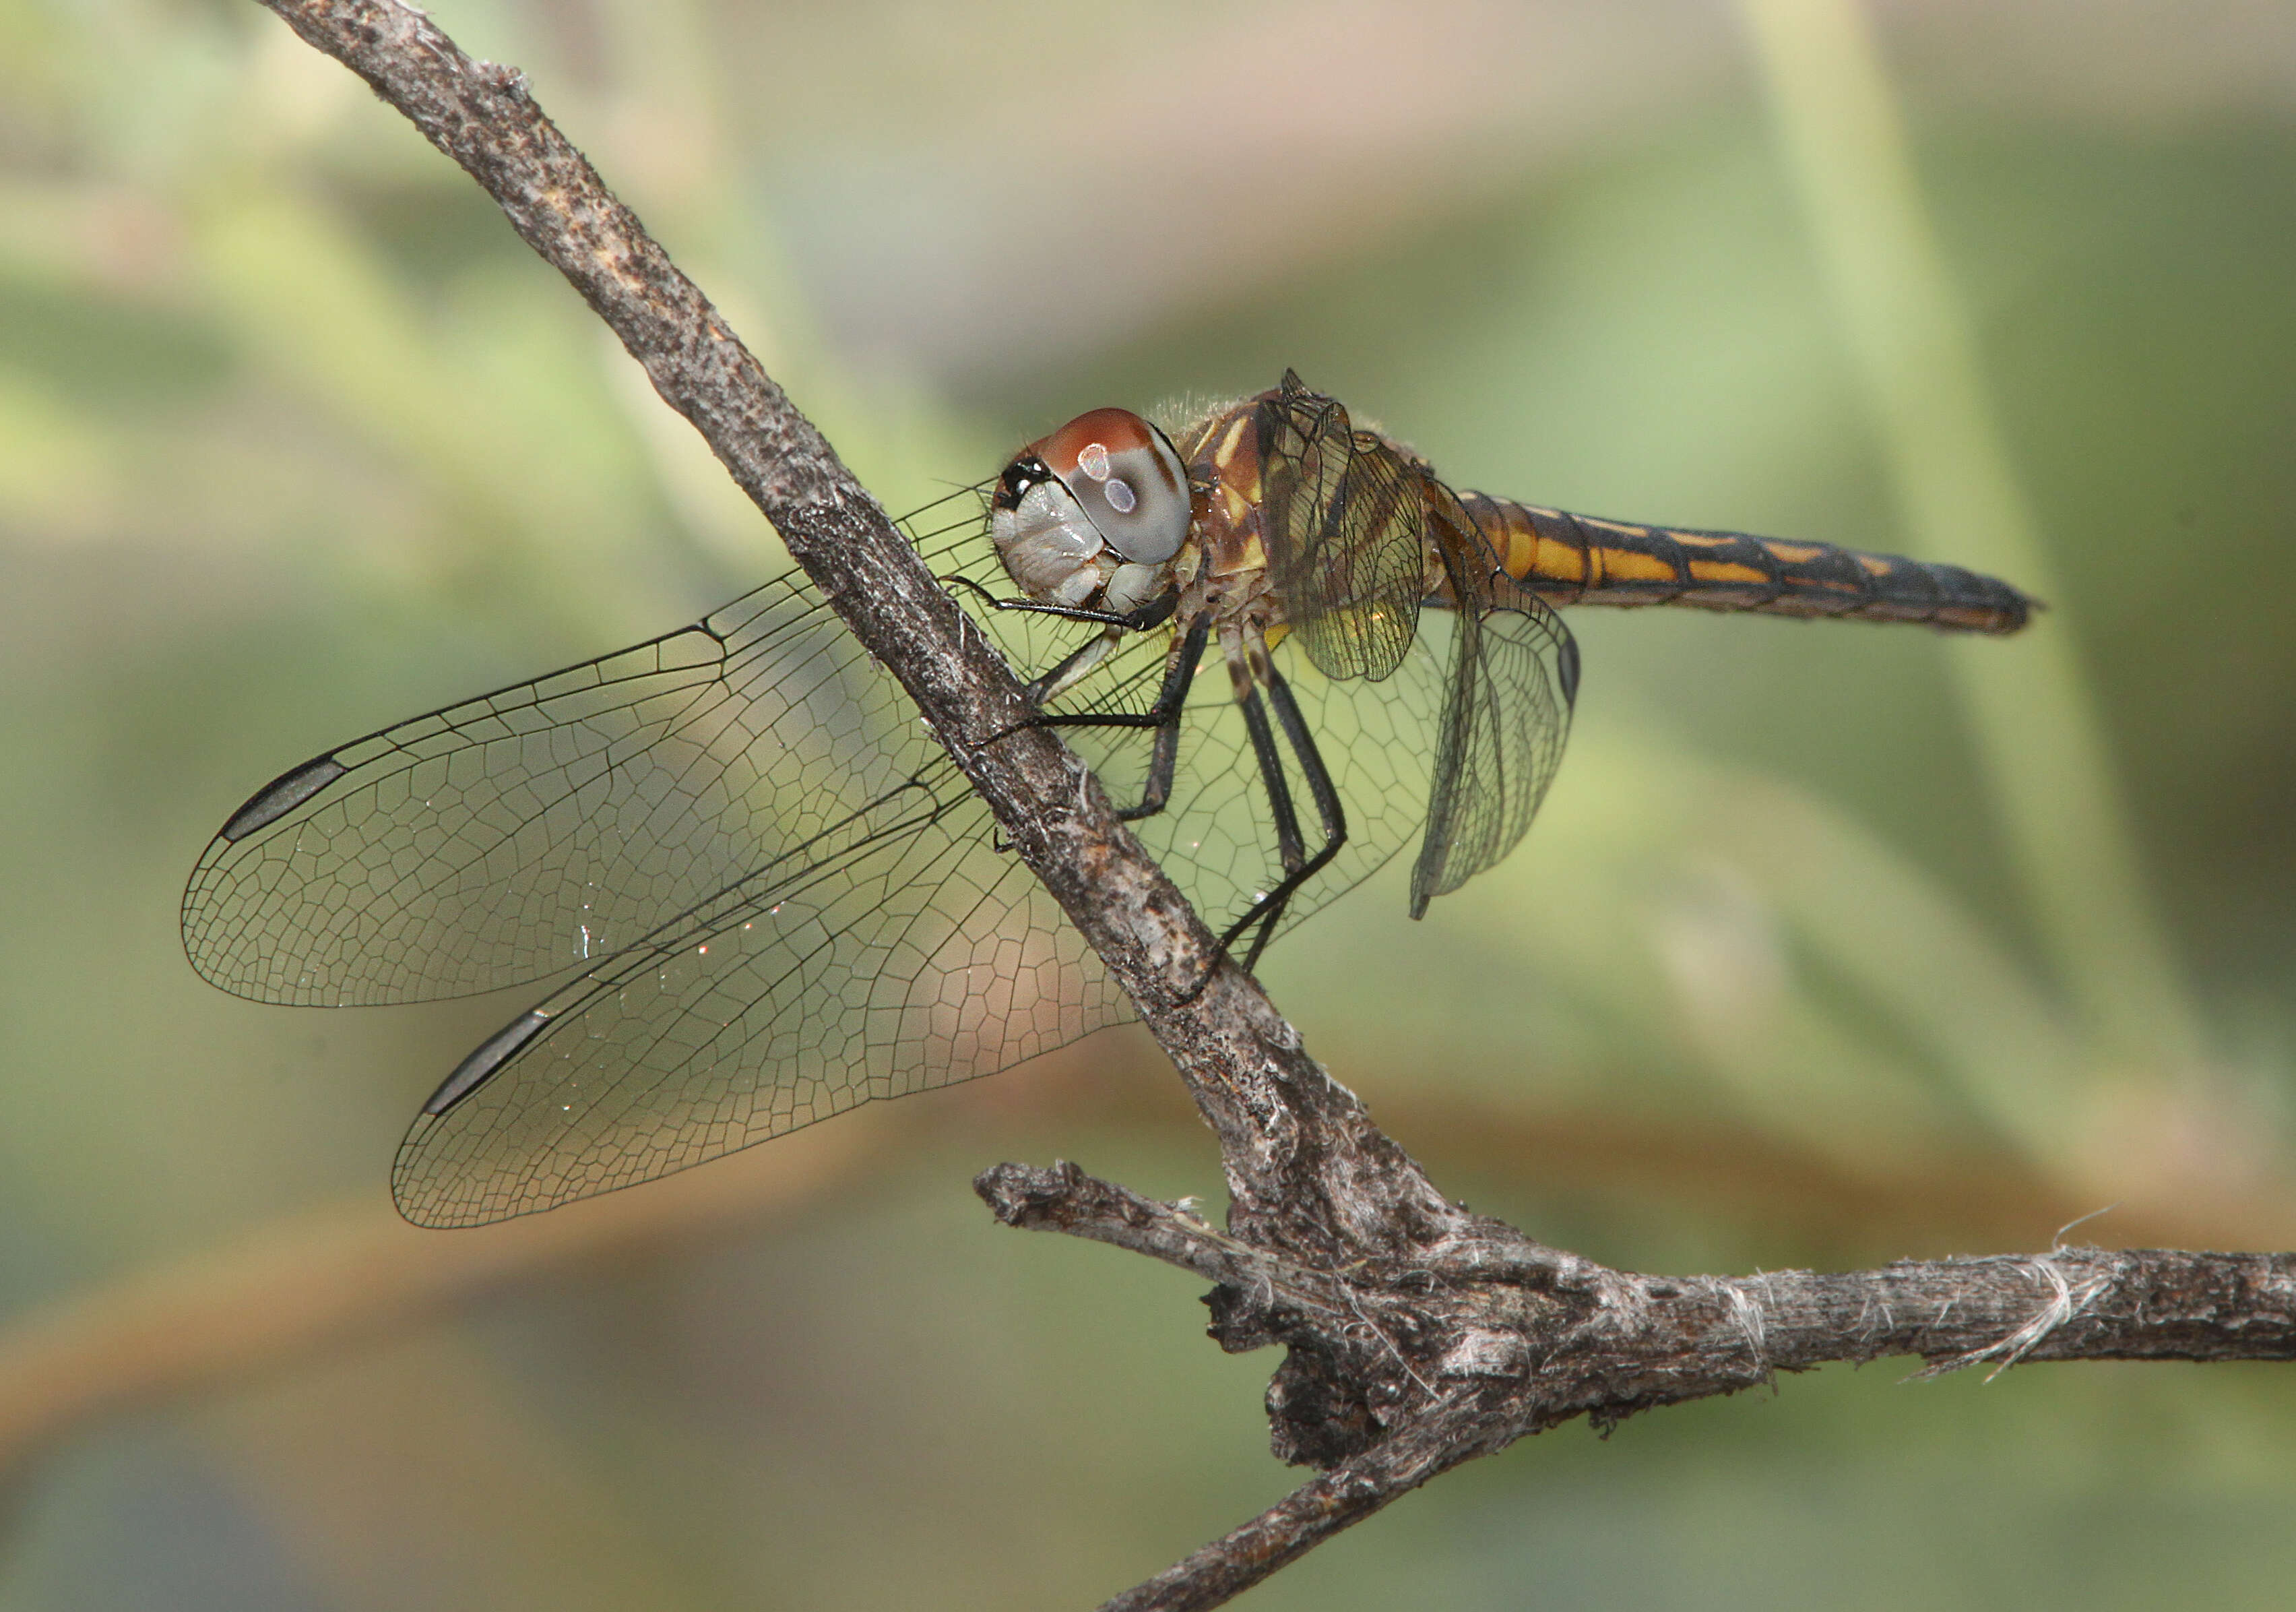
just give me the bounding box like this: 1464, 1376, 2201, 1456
980, 1163, 2296, 1609
250, 6, 2296, 1610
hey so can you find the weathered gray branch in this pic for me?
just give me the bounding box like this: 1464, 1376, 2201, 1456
250, 6, 2296, 1610
985, 1161, 2296, 1611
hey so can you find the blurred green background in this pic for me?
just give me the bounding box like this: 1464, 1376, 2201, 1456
3, 0, 2294, 1607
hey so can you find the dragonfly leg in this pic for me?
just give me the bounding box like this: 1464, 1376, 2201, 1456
1019, 615, 1211, 827
1266, 662, 1348, 861
1115, 693, 1186, 822
1237, 681, 1308, 874
1114, 615, 1209, 822
1210, 680, 1306, 975
1218, 663, 1349, 972
941, 570, 1180, 633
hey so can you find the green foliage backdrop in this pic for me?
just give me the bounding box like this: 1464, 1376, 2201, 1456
1, 1, 2291, 1607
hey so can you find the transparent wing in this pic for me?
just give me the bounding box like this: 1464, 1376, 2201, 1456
391, 750, 1123, 1225
181, 501, 994, 1008
1259, 371, 1424, 683
1407, 531, 1580, 916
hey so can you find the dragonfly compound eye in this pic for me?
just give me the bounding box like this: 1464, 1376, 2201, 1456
1033, 408, 1190, 565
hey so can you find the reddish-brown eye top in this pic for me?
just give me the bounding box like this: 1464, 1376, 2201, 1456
1027, 407, 1190, 565
1031, 408, 1161, 476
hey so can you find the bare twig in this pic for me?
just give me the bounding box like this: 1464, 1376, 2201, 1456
241, 6, 2296, 1609
982, 1161, 2296, 1388
1096, 1455, 1440, 1612
984, 1161, 2296, 1610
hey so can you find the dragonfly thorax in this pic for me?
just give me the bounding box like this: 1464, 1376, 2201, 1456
991, 407, 1190, 611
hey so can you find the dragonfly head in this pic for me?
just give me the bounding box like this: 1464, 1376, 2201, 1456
991, 407, 1190, 609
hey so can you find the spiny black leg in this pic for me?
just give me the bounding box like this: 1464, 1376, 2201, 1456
1265, 665, 1347, 853
1103, 613, 1205, 822
1118, 616, 1203, 823
1028, 614, 1209, 733
1015, 614, 1209, 828
1215, 883, 1288, 975
1116, 678, 1188, 823
1220, 666, 1351, 973
938, 571, 1007, 611
977, 610, 1203, 749
1208, 680, 1316, 972
1236, 685, 1307, 874
940, 571, 1179, 631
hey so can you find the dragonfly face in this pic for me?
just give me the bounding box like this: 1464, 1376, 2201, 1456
989, 407, 1190, 615
183, 370, 2034, 1227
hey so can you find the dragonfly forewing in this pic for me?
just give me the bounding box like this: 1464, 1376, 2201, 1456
1257, 373, 1424, 683
181, 572, 907, 1009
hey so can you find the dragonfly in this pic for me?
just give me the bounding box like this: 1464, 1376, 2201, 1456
183, 371, 2035, 1227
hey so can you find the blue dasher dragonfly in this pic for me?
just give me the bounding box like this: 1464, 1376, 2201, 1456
183, 372, 2035, 1226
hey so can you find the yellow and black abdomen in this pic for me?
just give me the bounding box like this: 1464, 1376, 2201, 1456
1458, 493, 2036, 635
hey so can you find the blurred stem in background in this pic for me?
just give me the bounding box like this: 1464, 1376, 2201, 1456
1738, 0, 2209, 1103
